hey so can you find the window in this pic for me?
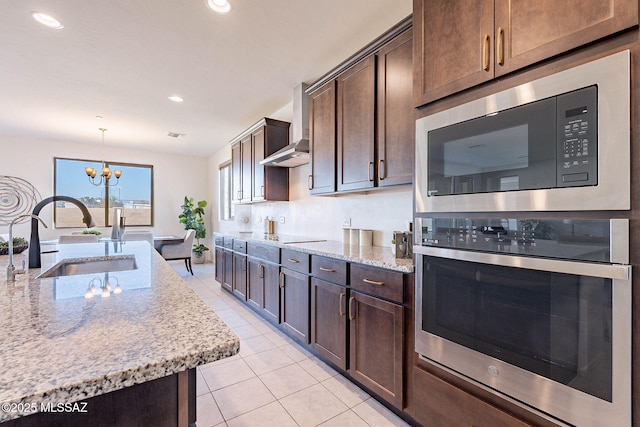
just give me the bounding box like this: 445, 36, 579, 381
219, 161, 234, 221
54, 157, 153, 228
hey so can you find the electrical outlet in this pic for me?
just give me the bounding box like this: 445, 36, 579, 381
342, 217, 351, 227
257, 216, 262, 223
279, 216, 285, 224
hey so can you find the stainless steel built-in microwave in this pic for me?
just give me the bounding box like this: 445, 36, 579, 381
415, 50, 630, 213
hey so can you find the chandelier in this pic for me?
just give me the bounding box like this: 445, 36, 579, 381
84, 128, 122, 186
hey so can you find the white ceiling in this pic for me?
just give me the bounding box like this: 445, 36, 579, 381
0, 1, 412, 157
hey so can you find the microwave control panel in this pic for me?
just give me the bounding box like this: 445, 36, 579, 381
556, 85, 598, 187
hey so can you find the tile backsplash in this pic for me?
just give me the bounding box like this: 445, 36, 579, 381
221, 165, 413, 247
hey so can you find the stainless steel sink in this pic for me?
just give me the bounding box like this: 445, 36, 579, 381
36, 255, 138, 279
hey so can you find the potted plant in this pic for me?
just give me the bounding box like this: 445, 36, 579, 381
179, 196, 209, 263
81, 229, 102, 236
0, 237, 28, 255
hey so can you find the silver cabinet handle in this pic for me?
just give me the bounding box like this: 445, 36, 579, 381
319, 267, 335, 272
287, 258, 300, 263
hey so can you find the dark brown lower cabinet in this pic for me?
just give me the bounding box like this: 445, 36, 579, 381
310, 277, 348, 370
349, 290, 404, 409
247, 257, 264, 311
413, 367, 531, 427
247, 257, 280, 322
222, 249, 233, 292
232, 253, 247, 300
280, 268, 311, 344
262, 262, 280, 323
214, 247, 223, 284
5, 370, 193, 427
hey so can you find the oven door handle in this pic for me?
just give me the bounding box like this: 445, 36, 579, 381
414, 245, 630, 280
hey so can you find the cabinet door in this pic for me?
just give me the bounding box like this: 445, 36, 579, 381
309, 80, 336, 195
310, 278, 348, 370
240, 135, 252, 203
247, 258, 264, 311
231, 143, 242, 203
222, 250, 233, 293
377, 30, 414, 187
495, 0, 638, 76
233, 253, 247, 300
262, 262, 280, 324
252, 127, 266, 202
349, 291, 403, 408
280, 268, 310, 344
262, 119, 290, 202
214, 247, 224, 284
413, 367, 531, 427
413, 0, 494, 106
337, 55, 376, 192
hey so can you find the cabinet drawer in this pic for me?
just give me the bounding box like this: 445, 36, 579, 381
233, 239, 247, 253
223, 236, 234, 249
413, 367, 531, 427
214, 235, 224, 247
350, 263, 403, 303
281, 249, 310, 273
247, 242, 280, 264
312, 256, 347, 285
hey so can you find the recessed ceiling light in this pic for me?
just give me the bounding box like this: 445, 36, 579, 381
207, 0, 231, 14
31, 12, 64, 29
168, 95, 184, 103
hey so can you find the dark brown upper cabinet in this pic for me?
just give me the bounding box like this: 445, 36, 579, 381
231, 118, 290, 203
413, 0, 639, 106
376, 30, 414, 187
309, 81, 337, 195
307, 17, 414, 195
337, 56, 376, 192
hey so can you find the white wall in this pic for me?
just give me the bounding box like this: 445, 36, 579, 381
0, 136, 210, 256
209, 103, 414, 247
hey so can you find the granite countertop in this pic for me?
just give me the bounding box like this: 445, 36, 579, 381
216, 232, 414, 273
0, 241, 239, 422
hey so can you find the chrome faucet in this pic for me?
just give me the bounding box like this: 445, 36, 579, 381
6, 214, 47, 282
29, 196, 95, 268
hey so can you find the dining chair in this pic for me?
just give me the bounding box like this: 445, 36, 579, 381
159, 229, 196, 275
58, 234, 100, 243
122, 231, 154, 246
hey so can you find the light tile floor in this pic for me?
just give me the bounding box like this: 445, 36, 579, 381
169, 261, 411, 427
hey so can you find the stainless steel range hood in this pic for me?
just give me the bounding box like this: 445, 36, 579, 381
260, 138, 309, 167
260, 83, 310, 167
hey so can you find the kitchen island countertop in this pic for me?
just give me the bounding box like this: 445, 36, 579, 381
0, 241, 239, 422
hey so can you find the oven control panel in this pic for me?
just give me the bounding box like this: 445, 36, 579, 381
419, 217, 612, 263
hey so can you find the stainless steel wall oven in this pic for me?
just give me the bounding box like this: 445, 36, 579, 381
414, 218, 630, 427
413, 50, 632, 427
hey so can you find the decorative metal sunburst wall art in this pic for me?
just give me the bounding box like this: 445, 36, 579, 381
0, 175, 42, 225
